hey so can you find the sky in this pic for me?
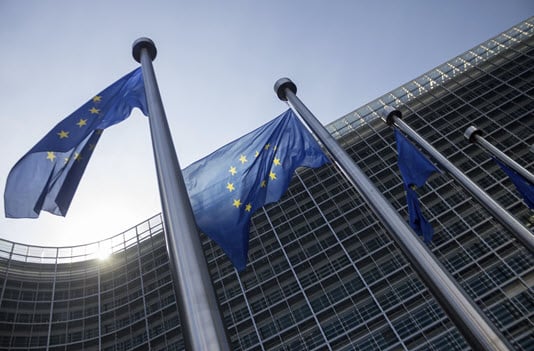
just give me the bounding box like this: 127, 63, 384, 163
0, 0, 532, 248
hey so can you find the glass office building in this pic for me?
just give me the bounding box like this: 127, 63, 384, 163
1, 17, 533, 351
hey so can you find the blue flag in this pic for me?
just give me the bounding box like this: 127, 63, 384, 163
493, 157, 534, 209
395, 129, 440, 242
183, 110, 329, 270
5, 68, 147, 218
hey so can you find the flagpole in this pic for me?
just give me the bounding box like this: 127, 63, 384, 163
274, 78, 512, 351
383, 106, 534, 253
464, 126, 534, 184
132, 38, 230, 351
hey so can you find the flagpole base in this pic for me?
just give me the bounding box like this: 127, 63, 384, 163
133, 37, 157, 63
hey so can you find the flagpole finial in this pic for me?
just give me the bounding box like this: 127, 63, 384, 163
132, 37, 157, 63
274, 78, 297, 101
382, 106, 402, 125
464, 126, 483, 143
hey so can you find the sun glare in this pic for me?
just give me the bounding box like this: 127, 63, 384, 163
96, 248, 111, 261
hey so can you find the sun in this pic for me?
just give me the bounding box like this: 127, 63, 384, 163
96, 247, 111, 261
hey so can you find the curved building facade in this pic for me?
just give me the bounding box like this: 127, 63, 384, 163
0, 215, 184, 350
1, 17, 534, 350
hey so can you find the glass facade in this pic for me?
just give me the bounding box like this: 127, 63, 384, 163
1, 16, 533, 351
0, 215, 185, 350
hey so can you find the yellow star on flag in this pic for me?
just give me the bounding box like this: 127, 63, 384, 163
76, 119, 87, 127
57, 130, 69, 139
245, 203, 252, 212
269, 171, 277, 180
74, 153, 82, 162
239, 155, 247, 164
92, 95, 102, 103
226, 183, 235, 192
260, 180, 267, 188
273, 157, 281, 166
233, 199, 242, 208
89, 107, 100, 114
229, 166, 237, 176
46, 152, 56, 162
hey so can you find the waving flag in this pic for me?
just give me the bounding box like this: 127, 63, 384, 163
183, 109, 329, 270
493, 157, 534, 209
5, 68, 147, 218
395, 129, 440, 242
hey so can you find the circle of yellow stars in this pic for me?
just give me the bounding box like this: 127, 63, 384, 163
225, 143, 282, 213
46, 95, 102, 164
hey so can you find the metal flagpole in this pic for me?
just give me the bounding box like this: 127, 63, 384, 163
274, 78, 512, 351
132, 38, 230, 351
465, 126, 534, 184
383, 106, 534, 253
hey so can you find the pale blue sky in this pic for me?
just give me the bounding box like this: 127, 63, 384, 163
1, 0, 532, 247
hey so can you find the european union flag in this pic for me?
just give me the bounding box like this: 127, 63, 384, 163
395, 129, 440, 242
493, 157, 534, 209
183, 109, 329, 270
5, 68, 147, 218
